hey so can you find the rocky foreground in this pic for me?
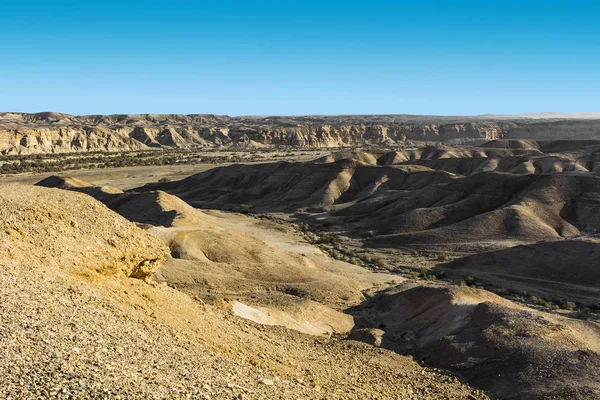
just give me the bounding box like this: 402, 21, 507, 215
6, 140, 600, 398
0, 185, 486, 399
3, 112, 600, 154
31, 170, 600, 399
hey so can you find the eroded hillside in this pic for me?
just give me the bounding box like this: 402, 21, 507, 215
3, 112, 600, 154
0, 184, 487, 399
6, 138, 600, 399
136, 142, 600, 324
34, 168, 600, 399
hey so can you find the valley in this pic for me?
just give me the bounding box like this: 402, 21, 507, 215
3, 127, 600, 399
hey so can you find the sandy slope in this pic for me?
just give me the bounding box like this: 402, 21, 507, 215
0, 184, 487, 399
36, 176, 395, 331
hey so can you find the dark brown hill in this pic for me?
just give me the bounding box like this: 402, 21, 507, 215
136, 159, 457, 212
438, 239, 600, 305
350, 284, 600, 399
137, 159, 600, 251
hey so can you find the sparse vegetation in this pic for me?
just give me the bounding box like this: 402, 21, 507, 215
437, 253, 452, 262
0, 148, 321, 175
239, 204, 254, 214
463, 276, 476, 286
360, 253, 386, 268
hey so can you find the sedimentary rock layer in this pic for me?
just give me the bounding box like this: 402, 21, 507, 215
3, 112, 600, 154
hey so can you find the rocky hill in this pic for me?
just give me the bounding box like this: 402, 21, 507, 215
2, 112, 600, 154
136, 145, 600, 309
1, 184, 489, 399
33, 159, 600, 398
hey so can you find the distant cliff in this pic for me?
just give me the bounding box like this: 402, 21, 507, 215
1, 112, 600, 154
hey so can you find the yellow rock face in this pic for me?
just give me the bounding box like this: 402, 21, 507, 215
0, 184, 170, 278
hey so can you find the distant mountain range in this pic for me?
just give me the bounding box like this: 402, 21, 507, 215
2, 112, 600, 154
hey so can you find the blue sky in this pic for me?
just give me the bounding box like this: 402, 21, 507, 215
1, 0, 598, 115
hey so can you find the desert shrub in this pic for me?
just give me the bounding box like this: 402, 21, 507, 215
303, 234, 315, 243
437, 253, 452, 262
296, 222, 310, 232
329, 250, 343, 260
280, 286, 308, 297
529, 295, 553, 308
239, 204, 254, 213
363, 230, 376, 238
491, 287, 508, 295
464, 276, 476, 286
360, 253, 385, 268
413, 267, 436, 281
318, 233, 342, 246
349, 257, 360, 264
372, 256, 385, 268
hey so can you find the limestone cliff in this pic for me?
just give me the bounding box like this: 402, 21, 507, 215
1, 112, 600, 154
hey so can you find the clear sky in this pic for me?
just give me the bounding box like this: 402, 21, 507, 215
1, 0, 598, 115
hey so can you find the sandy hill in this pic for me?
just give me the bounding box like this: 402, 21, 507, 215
311, 147, 588, 175
132, 147, 600, 332
36, 176, 394, 330
36, 175, 206, 227
0, 184, 487, 399
357, 172, 600, 248
478, 139, 600, 152
0, 184, 168, 278
392, 154, 586, 175
314, 150, 380, 165
375, 147, 591, 175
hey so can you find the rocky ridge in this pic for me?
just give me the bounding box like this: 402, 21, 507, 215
3, 112, 600, 154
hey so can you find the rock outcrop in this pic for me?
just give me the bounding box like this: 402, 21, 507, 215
0, 184, 169, 278
2, 112, 600, 154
